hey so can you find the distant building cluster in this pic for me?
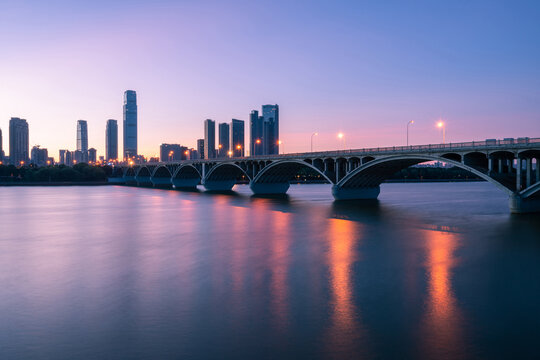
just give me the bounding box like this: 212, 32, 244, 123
0, 89, 279, 167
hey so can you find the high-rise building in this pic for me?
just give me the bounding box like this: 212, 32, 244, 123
88, 148, 97, 163
65, 151, 73, 166
204, 119, 216, 159
160, 144, 187, 162
9, 117, 29, 165
73, 150, 84, 164
262, 104, 279, 155
59, 150, 67, 165
231, 119, 245, 157
197, 139, 205, 159
250, 110, 264, 156
218, 122, 230, 158
123, 90, 138, 159
30, 146, 48, 166
77, 120, 89, 163
106, 119, 118, 161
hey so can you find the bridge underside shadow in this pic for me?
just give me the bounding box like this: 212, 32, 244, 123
250, 160, 331, 195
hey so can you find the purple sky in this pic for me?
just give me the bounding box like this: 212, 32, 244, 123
1, 0, 539, 159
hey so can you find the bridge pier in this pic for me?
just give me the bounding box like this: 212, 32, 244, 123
203, 180, 236, 191
172, 178, 199, 189
250, 182, 290, 195
331, 185, 380, 201
151, 177, 172, 188
509, 194, 540, 214
136, 176, 152, 187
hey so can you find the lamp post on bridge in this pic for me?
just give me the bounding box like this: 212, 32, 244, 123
338, 133, 346, 150
277, 140, 283, 154
407, 120, 414, 146
437, 120, 446, 144
311, 132, 318, 152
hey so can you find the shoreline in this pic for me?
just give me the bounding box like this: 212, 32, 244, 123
0, 181, 111, 186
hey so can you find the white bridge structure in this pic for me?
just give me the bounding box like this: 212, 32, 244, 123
109, 137, 540, 213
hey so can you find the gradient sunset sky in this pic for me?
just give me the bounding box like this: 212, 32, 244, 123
1, 0, 539, 159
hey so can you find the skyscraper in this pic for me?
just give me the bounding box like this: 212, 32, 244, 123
262, 104, 279, 155
204, 119, 216, 159
9, 117, 29, 165
160, 144, 187, 162
123, 90, 137, 159
88, 148, 97, 163
250, 110, 264, 156
218, 122, 230, 157
231, 119, 245, 157
106, 119, 118, 161
59, 149, 67, 165
31, 146, 48, 166
77, 120, 89, 163
197, 139, 205, 159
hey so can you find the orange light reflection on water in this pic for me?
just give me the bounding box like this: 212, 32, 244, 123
325, 217, 366, 357
420, 229, 465, 358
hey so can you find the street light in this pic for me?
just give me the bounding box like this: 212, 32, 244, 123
227, 150, 233, 158
311, 132, 318, 152
337, 133, 345, 150
277, 140, 283, 154
437, 120, 446, 144
407, 120, 414, 146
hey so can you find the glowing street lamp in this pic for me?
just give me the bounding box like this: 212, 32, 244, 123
228, 150, 233, 158
407, 120, 414, 146
277, 140, 283, 154
311, 132, 318, 152
337, 133, 346, 150
437, 120, 446, 144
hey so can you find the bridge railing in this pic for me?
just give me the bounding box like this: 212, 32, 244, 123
137, 137, 540, 166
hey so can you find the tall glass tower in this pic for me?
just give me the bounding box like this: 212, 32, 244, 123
249, 110, 263, 156
204, 119, 216, 159
262, 104, 279, 155
77, 120, 88, 162
106, 119, 118, 161
123, 90, 137, 159
231, 119, 244, 157
218, 123, 230, 157
9, 117, 29, 165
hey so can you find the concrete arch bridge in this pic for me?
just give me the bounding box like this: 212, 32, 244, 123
109, 138, 540, 213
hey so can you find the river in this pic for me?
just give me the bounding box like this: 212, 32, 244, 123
0, 183, 539, 359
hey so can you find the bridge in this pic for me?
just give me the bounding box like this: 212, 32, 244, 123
109, 137, 540, 213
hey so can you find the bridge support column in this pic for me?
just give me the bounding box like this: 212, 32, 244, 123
488, 157, 493, 173
250, 182, 290, 195
516, 158, 522, 190
526, 158, 532, 187
510, 194, 540, 214
332, 185, 380, 201
536, 158, 539, 183
498, 159, 503, 174
507, 159, 512, 174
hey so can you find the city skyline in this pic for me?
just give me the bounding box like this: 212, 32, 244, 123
1, 1, 539, 160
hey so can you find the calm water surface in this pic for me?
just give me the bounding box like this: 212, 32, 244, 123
1, 183, 539, 359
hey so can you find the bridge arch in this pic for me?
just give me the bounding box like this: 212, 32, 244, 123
333, 154, 514, 200
135, 166, 152, 186
250, 159, 333, 194
203, 163, 250, 191
151, 165, 173, 188
171, 164, 201, 189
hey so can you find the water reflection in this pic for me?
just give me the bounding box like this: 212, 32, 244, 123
420, 229, 465, 358
325, 218, 368, 357
269, 209, 292, 332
